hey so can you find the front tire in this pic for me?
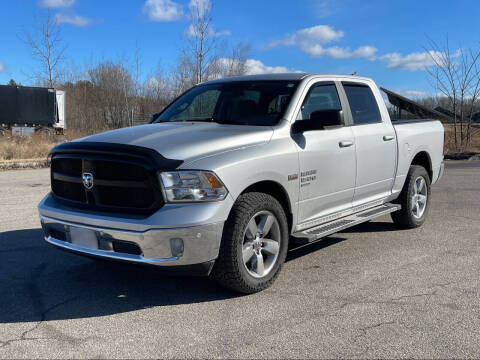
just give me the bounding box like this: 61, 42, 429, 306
212, 192, 289, 294
391, 165, 431, 228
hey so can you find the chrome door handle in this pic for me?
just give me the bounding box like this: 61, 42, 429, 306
339, 140, 354, 148
383, 135, 395, 141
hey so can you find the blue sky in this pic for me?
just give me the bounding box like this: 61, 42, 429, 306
0, 0, 478, 97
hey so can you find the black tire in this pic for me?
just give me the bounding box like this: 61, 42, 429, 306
212, 192, 289, 294
391, 165, 431, 229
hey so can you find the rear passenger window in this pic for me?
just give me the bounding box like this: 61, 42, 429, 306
299, 84, 341, 120
343, 84, 382, 125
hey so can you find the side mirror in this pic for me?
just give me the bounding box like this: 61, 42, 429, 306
292, 109, 344, 133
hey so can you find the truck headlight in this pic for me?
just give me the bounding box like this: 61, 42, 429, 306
158, 171, 228, 202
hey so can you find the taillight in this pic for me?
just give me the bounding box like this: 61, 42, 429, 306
443, 131, 447, 156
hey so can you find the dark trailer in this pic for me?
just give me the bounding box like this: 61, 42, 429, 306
0, 85, 62, 129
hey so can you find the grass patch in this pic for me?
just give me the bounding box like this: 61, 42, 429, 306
0, 130, 87, 161
444, 123, 480, 154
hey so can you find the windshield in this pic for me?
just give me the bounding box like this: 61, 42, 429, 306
155, 80, 300, 126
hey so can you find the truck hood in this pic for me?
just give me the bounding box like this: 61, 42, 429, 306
76, 122, 273, 164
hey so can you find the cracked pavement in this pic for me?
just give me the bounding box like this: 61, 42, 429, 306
0, 161, 479, 358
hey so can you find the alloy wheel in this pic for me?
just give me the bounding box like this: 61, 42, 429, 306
242, 211, 281, 278
411, 176, 428, 219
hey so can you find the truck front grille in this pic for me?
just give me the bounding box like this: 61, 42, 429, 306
51, 152, 165, 214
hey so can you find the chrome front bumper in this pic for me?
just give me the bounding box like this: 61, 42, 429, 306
40, 215, 224, 268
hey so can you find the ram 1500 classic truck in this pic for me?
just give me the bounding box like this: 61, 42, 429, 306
38, 74, 445, 293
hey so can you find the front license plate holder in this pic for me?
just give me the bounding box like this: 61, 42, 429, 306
70, 227, 99, 250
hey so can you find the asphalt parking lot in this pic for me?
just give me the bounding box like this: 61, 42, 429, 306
0, 161, 479, 358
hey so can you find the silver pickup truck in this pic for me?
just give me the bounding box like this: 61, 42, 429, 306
38, 73, 445, 293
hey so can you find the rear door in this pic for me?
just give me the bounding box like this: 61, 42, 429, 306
341, 82, 396, 206
294, 81, 356, 226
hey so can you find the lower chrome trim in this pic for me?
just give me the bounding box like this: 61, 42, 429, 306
40, 215, 224, 267
46, 236, 179, 264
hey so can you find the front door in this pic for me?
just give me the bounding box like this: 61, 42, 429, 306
294, 82, 356, 227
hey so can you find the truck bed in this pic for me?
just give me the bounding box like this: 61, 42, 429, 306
392, 118, 444, 193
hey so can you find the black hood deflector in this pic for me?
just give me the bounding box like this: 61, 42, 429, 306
49, 141, 183, 170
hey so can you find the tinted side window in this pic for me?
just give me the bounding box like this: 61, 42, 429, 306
299, 84, 341, 120
343, 84, 382, 125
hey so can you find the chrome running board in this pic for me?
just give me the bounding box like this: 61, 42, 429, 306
292, 203, 401, 244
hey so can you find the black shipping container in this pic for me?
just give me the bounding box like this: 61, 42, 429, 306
0, 85, 56, 126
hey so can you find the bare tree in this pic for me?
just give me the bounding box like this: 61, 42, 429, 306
178, 0, 218, 87
426, 38, 480, 151
140, 63, 175, 120
207, 42, 250, 78
175, 1, 251, 92
24, 11, 66, 87
87, 61, 134, 129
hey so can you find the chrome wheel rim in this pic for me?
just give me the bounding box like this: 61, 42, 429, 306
411, 176, 427, 219
242, 211, 281, 279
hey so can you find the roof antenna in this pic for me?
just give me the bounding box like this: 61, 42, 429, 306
351, 71, 357, 76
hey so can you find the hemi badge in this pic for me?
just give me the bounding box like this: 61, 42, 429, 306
288, 174, 298, 181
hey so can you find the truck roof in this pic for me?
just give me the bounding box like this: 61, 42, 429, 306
202, 73, 373, 84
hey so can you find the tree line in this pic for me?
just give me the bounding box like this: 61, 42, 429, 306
424, 38, 480, 151
8, 4, 480, 152
18, 2, 250, 134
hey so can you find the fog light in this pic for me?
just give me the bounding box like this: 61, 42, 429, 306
170, 238, 184, 257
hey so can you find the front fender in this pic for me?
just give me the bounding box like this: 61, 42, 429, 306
182, 137, 300, 228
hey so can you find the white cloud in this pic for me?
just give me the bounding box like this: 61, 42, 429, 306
212, 29, 231, 37
208, 58, 301, 77
267, 25, 462, 73
38, 0, 75, 8
307, 45, 377, 59
186, 24, 231, 38
267, 25, 376, 60
55, 13, 92, 27
143, 0, 183, 22
378, 50, 455, 71
245, 59, 302, 75
189, 0, 211, 17
0, 62, 5, 73
398, 90, 428, 98
268, 25, 343, 49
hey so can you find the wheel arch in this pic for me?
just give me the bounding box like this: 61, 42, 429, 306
410, 151, 433, 181
239, 180, 293, 233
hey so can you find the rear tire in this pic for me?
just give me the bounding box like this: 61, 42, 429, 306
391, 165, 431, 228
212, 192, 289, 294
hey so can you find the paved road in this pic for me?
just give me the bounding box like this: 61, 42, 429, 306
0, 162, 479, 358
